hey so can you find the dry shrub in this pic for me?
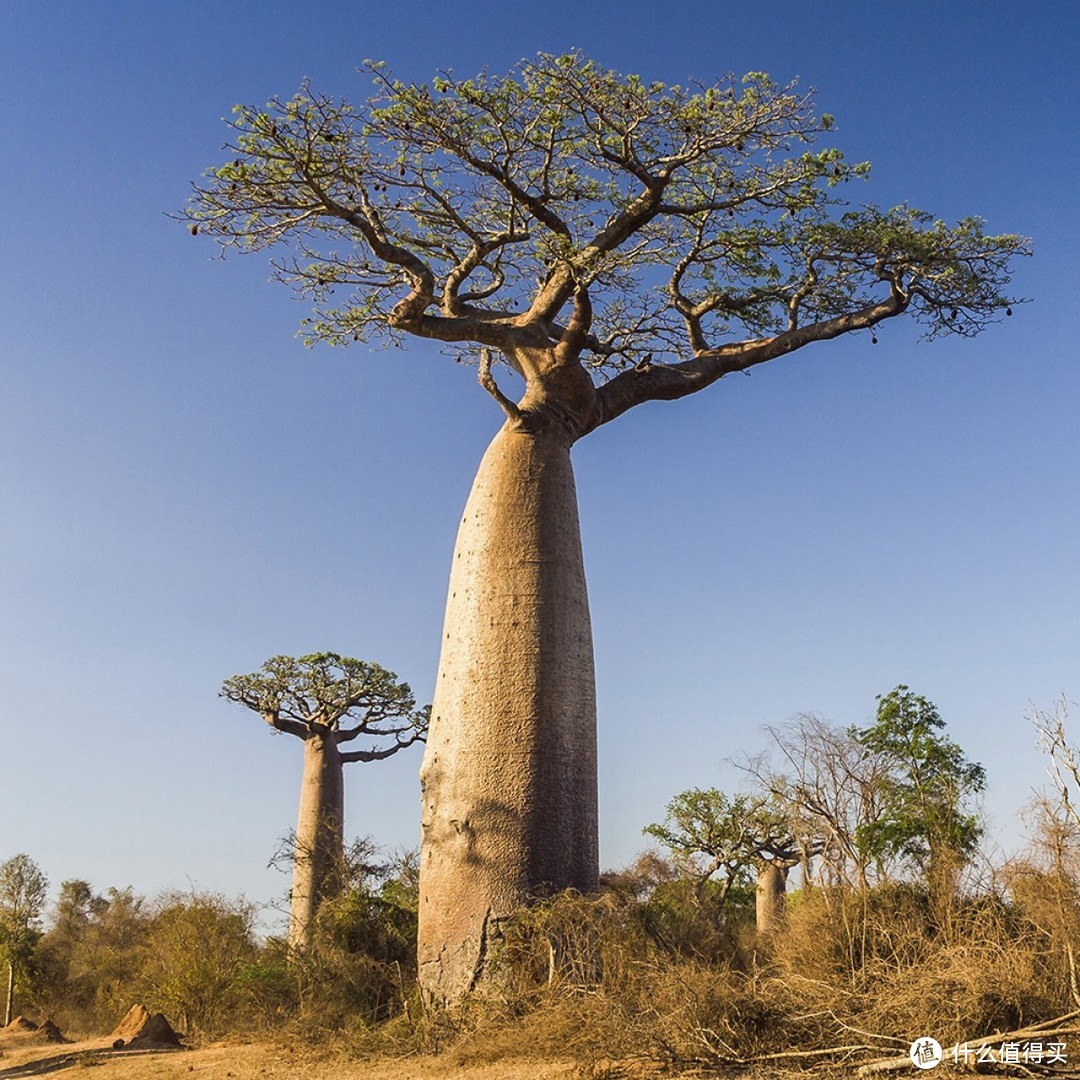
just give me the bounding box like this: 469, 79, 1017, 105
617, 961, 830, 1066
769, 883, 1070, 1047
243, 874, 1080, 1068
435, 990, 633, 1066
776, 885, 935, 993
492, 890, 649, 997
1002, 861, 1080, 1008
275, 873, 420, 1038
379, 879, 1080, 1071
417, 891, 647, 1064
410, 890, 804, 1069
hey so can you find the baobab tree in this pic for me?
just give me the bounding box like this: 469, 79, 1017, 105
220, 653, 427, 952
646, 788, 822, 933
185, 53, 1028, 1000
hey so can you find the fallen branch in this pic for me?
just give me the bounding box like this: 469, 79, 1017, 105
855, 1010, 1080, 1076
749, 1043, 879, 1062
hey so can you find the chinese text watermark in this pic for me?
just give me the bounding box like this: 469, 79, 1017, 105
910, 1036, 1068, 1068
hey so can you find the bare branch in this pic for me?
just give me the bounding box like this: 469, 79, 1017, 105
262, 711, 310, 740
594, 287, 906, 429
340, 729, 425, 764
478, 348, 523, 420
1032, 697, 1080, 834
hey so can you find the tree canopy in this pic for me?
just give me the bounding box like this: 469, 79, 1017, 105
644, 787, 812, 902
220, 652, 427, 761
185, 51, 1028, 433
852, 685, 985, 876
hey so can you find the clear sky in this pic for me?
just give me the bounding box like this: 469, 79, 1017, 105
2, 1, 1077, 926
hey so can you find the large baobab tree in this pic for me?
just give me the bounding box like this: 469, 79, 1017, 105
185, 53, 1028, 1000
220, 653, 427, 952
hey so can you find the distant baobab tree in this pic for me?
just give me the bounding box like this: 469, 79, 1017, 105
221, 653, 428, 951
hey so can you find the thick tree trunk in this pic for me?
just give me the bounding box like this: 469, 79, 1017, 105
288, 732, 344, 953
418, 421, 599, 1002
755, 861, 789, 934
4, 958, 12, 1027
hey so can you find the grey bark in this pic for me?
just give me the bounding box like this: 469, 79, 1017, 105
755, 861, 789, 934
288, 733, 344, 953
417, 421, 598, 1002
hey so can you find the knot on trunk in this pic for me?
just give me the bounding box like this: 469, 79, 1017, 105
517, 371, 600, 444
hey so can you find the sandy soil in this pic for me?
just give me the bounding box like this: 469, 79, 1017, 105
0, 1037, 588, 1080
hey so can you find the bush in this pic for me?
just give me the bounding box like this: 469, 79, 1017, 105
138, 890, 257, 1037
30, 886, 149, 1034
284, 859, 421, 1033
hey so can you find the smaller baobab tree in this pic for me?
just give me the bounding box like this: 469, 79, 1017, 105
220, 653, 428, 952
646, 787, 822, 934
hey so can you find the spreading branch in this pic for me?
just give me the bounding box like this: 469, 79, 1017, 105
220, 653, 427, 756
182, 52, 1029, 429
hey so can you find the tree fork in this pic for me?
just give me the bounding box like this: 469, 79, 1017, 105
418, 418, 598, 1002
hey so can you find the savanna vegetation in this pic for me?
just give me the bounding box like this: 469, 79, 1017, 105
6, 693, 1080, 1077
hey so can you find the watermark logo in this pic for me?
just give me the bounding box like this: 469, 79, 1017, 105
952, 1039, 1067, 1066
911, 1035, 1069, 1069
910, 1037, 942, 1069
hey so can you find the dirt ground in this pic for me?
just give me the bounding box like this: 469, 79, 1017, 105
0, 1036, 993, 1079
0, 1038, 588, 1080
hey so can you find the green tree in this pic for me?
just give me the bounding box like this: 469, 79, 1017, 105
184, 53, 1028, 1000
853, 685, 985, 890
76, 887, 148, 1027
34, 879, 107, 1021
0, 853, 48, 1025
646, 787, 821, 932
220, 653, 427, 953
36, 885, 148, 1031
51, 881, 106, 945
139, 891, 257, 1036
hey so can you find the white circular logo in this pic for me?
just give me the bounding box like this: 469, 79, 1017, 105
910, 1037, 943, 1069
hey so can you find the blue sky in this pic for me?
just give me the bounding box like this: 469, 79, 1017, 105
2, 1, 1077, 924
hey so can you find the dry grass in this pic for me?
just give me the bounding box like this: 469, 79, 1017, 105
13, 868, 1080, 1078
